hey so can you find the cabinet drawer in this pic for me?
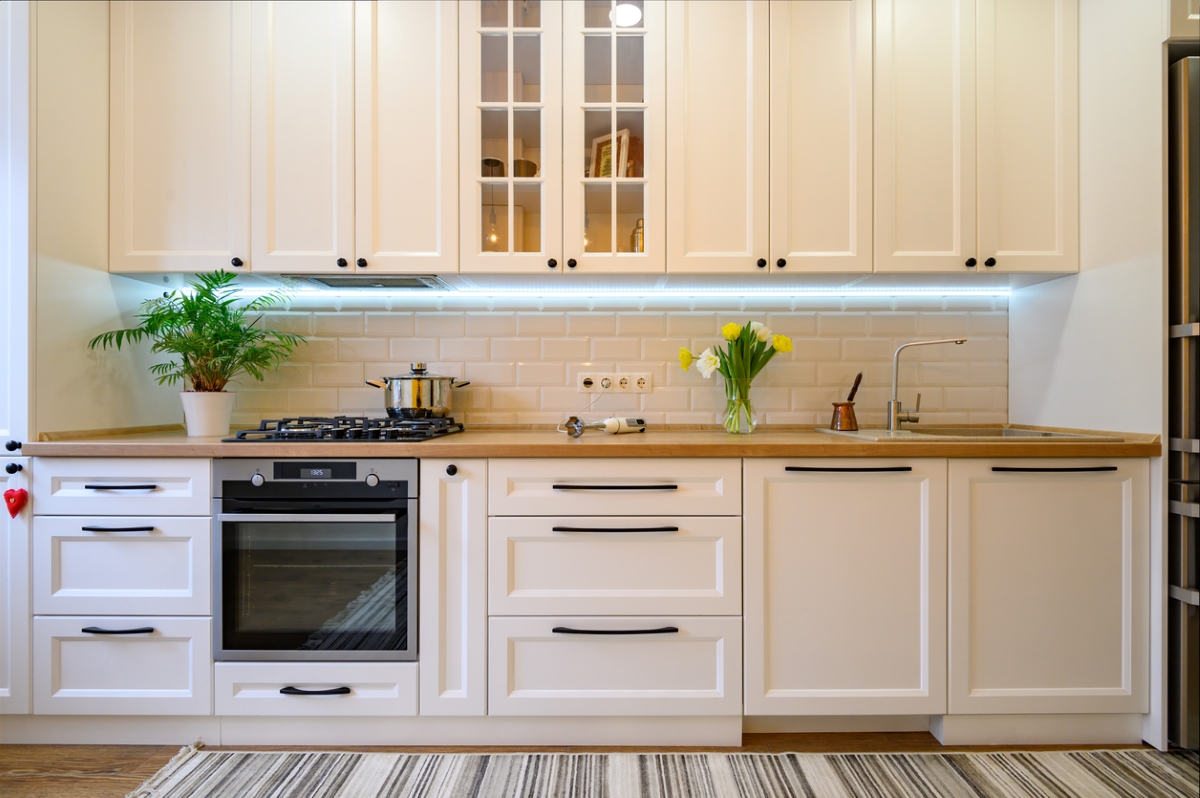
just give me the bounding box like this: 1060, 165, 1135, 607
488, 459, 741, 516
215, 662, 417, 716
488, 516, 741, 616
33, 616, 212, 715
488, 616, 742, 716
32, 458, 210, 516
33, 517, 211, 616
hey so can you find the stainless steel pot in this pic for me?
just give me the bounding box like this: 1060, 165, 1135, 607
365, 363, 470, 419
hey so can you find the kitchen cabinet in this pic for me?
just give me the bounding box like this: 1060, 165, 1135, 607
30, 457, 210, 517
215, 662, 418, 716
0, 458, 30, 714
459, 0, 665, 274
744, 458, 947, 715
109, 0, 250, 274
418, 458, 488, 716
874, 0, 1078, 274
665, 0, 871, 274
948, 459, 1149, 714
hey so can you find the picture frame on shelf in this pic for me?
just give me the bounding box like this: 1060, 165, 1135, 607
589, 128, 630, 178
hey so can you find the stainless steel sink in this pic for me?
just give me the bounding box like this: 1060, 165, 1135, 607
818, 427, 1123, 442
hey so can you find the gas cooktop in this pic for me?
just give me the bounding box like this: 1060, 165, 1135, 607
223, 416, 464, 442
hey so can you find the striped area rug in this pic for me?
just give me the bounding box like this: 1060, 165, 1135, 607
127, 747, 1199, 798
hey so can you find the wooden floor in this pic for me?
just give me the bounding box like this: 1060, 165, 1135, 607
0, 734, 1151, 798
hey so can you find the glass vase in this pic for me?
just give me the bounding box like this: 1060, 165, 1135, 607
723, 376, 757, 434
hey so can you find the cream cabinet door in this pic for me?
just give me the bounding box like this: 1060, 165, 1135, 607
975, 0, 1078, 273
665, 0, 768, 274
251, 0, 355, 273
419, 459, 487, 715
109, 1, 250, 273
948, 459, 1149, 714
744, 458, 947, 715
874, 0, 976, 273
768, 0, 872, 274
0, 459, 30, 714
354, 0, 458, 274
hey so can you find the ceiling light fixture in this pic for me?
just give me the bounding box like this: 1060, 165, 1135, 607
610, 3, 642, 28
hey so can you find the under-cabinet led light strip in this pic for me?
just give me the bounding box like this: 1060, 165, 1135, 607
231, 286, 1011, 300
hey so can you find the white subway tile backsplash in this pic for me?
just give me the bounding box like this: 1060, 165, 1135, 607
315, 312, 364, 337
593, 337, 640, 360
491, 338, 541, 361
439, 337, 489, 361
338, 338, 387, 362
618, 313, 667, 335
415, 313, 465, 338
313, 362, 363, 387
818, 313, 868, 337
466, 312, 516, 337
365, 313, 414, 337
566, 313, 617, 336
542, 338, 590, 361
516, 362, 565, 385
465, 362, 516, 385
918, 312, 969, 336
389, 337, 440, 362
517, 313, 566, 336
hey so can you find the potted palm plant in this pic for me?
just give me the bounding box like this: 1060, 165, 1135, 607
88, 271, 306, 436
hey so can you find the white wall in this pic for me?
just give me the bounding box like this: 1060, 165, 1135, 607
32, 0, 179, 437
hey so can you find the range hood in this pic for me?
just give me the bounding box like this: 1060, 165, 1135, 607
281, 274, 451, 290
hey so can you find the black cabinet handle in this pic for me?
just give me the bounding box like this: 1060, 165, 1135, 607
356, 258, 367, 268
4, 441, 21, 452
5, 463, 22, 474
552, 526, 679, 533
551, 484, 678, 491
991, 466, 1118, 473
567, 258, 577, 268
786, 466, 913, 473
81, 525, 155, 533
776, 258, 786, 269
965, 258, 977, 268
230, 257, 243, 268
547, 258, 557, 269
445, 464, 458, 476
984, 257, 996, 267
756, 258, 767, 268
552, 626, 679, 635
280, 686, 352, 696
336, 258, 348, 268
82, 626, 155, 635
83, 484, 158, 491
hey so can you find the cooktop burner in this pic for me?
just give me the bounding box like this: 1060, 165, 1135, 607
224, 416, 464, 442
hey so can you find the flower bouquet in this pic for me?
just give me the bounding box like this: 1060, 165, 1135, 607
680, 322, 793, 434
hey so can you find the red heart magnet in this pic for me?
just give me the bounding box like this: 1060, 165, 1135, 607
4, 488, 28, 518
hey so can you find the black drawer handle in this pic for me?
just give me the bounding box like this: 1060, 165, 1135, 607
552, 526, 679, 533
785, 466, 913, 473
991, 466, 1119, 473
551, 484, 678, 491
82, 626, 155, 635
280, 686, 352, 696
551, 626, 679, 635
83, 484, 158, 491
81, 526, 156, 533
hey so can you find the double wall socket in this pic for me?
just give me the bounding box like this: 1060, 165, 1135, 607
577, 372, 653, 393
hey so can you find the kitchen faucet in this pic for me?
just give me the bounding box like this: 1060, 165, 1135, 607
887, 338, 967, 431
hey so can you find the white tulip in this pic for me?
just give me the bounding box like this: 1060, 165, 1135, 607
750, 321, 773, 344
697, 347, 720, 378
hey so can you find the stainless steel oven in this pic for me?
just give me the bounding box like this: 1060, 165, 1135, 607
212, 459, 417, 661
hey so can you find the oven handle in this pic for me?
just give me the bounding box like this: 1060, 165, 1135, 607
217, 514, 399, 524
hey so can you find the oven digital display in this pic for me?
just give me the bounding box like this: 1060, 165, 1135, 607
302, 468, 330, 479
273, 462, 356, 480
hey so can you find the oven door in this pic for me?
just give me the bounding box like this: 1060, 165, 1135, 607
214, 507, 416, 661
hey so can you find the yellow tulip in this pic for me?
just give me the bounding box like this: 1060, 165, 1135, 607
678, 348, 694, 370
721, 322, 742, 341
772, 334, 793, 353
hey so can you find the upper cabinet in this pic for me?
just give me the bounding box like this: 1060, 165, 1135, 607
459, 0, 665, 274
109, 0, 250, 274
875, 0, 1078, 274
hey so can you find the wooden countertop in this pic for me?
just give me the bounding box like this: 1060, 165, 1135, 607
19, 427, 1161, 458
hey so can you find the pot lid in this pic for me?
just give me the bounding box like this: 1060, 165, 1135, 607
380, 363, 453, 381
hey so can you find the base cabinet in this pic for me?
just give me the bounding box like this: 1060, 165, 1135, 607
744, 458, 947, 715
1, 459, 30, 714
948, 459, 1149, 714
215, 662, 417, 716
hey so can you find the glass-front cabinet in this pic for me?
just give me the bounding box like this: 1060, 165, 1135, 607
460, 0, 664, 274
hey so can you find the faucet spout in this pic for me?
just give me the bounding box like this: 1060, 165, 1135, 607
888, 338, 967, 430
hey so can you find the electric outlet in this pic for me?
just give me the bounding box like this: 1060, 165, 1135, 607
577, 372, 652, 393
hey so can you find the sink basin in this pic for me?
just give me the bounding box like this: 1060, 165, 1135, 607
818, 427, 1123, 442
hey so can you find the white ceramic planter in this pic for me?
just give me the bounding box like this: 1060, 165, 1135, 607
179, 391, 235, 437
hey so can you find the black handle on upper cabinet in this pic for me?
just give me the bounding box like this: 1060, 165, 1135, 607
231, 257, 243, 268
445, 464, 458, 476
357, 258, 367, 268
965, 258, 977, 268
756, 258, 767, 269
81, 525, 156, 533
82, 626, 155, 635
551, 626, 679, 635
567, 258, 577, 268
4, 441, 21, 452
991, 466, 1118, 473
551, 484, 678, 491
337, 258, 348, 268
4, 463, 22, 474
984, 257, 996, 267
552, 525, 680, 533
547, 258, 557, 269
776, 258, 786, 269
785, 466, 913, 473
280, 686, 352, 696
83, 484, 158, 491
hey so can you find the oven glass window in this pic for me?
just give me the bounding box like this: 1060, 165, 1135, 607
222, 520, 407, 652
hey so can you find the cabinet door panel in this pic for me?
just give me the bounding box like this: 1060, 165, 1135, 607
948, 459, 1148, 714
745, 458, 947, 715
666, 0, 768, 273
874, 0, 976, 272
251, 0, 354, 272
1, 459, 30, 714
355, 0, 458, 273
976, 0, 1078, 273
768, 0, 871, 273
110, 0, 250, 273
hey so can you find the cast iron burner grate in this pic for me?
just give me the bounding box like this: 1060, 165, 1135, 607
223, 416, 464, 442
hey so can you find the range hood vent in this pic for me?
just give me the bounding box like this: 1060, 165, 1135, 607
284, 274, 451, 290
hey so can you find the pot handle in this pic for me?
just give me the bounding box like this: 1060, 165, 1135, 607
451, 380, 471, 388
365, 379, 388, 389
